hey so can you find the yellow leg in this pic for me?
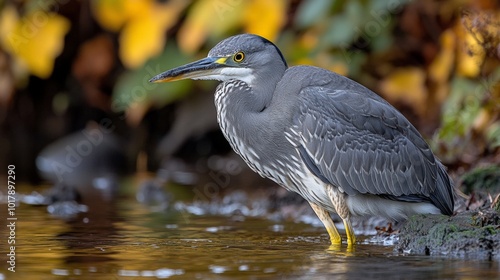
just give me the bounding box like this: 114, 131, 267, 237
326, 185, 357, 245
309, 202, 342, 245
342, 218, 356, 245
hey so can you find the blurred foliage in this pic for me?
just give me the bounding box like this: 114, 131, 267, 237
112, 42, 194, 126
432, 8, 500, 165
0, 2, 70, 79
91, 0, 188, 68
461, 165, 500, 193
176, 0, 286, 54
0, 0, 499, 178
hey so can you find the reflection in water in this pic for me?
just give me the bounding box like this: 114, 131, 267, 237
55, 192, 122, 266
0, 184, 499, 279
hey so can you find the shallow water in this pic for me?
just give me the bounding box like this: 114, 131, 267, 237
1, 183, 499, 280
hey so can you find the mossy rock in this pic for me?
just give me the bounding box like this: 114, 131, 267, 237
395, 210, 500, 260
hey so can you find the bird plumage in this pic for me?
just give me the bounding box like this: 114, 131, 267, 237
150, 34, 455, 245
282, 66, 454, 216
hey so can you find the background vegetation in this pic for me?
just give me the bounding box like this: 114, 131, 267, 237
0, 0, 499, 184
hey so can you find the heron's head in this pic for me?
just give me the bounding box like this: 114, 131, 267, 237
149, 34, 287, 87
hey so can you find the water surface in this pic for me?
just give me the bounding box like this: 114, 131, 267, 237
0, 183, 498, 279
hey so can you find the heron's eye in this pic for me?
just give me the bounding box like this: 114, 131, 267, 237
233, 52, 245, 62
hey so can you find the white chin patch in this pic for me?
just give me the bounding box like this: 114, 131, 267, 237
192, 68, 254, 85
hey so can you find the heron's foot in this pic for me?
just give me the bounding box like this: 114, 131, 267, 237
326, 224, 342, 245
343, 219, 356, 245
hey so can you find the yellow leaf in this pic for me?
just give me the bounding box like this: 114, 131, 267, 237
457, 10, 492, 78
428, 29, 455, 83
178, 0, 245, 54
0, 5, 19, 51
178, 0, 222, 54
119, 1, 187, 68
120, 16, 165, 69
380, 67, 427, 116
91, 0, 152, 32
243, 0, 287, 41
7, 12, 70, 78
456, 25, 485, 78
123, 0, 154, 21
91, 0, 129, 31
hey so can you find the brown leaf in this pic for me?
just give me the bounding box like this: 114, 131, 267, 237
73, 35, 115, 81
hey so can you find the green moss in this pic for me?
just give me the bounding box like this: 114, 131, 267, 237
483, 225, 499, 235
448, 224, 459, 232
462, 165, 500, 193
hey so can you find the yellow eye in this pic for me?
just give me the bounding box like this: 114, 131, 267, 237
233, 52, 245, 62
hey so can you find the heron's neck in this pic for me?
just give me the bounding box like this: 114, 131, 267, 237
218, 71, 283, 112
214, 63, 286, 147
214, 79, 274, 150
215, 80, 269, 123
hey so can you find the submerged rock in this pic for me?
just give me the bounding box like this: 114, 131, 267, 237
35, 126, 127, 217
395, 210, 500, 260
36, 127, 127, 189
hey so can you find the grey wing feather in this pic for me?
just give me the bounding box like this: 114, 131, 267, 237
290, 86, 442, 200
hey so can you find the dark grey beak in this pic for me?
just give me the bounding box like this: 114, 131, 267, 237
149, 56, 229, 83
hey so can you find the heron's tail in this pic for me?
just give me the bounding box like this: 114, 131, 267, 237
429, 162, 455, 215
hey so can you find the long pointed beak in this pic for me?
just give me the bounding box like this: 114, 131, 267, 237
149, 57, 229, 83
